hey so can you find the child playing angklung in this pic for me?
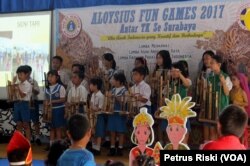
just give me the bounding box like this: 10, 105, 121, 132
44, 70, 66, 149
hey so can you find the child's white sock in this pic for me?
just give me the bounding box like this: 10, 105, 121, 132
92, 144, 101, 151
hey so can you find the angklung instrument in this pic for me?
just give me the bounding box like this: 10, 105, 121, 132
101, 91, 115, 114
64, 96, 85, 119
198, 72, 221, 124
42, 72, 52, 123
6, 74, 20, 102
151, 69, 170, 119
125, 88, 139, 118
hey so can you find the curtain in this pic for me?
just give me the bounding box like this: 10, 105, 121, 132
0, 0, 191, 13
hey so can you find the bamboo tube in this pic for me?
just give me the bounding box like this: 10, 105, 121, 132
120, 95, 124, 113
112, 94, 115, 114
127, 88, 131, 115
103, 91, 108, 113
208, 82, 212, 120
201, 78, 207, 120
88, 106, 95, 134
218, 81, 222, 118
6, 73, 12, 102
159, 76, 163, 107
196, 76, 200, 103
64, 102, 69, 119
87, 99, 93, 128
173, 83, 176, 95
166, 79, 170, 99
203, 79, 207, 105
164, 69, 168, 83
150, 72, 155, 97
108, 95, 112, 113
202, 76, 206, 105
128, 88, 134, 116
215, 91, 219, 121
47, 94, 52, 122
136, 86, 140, 112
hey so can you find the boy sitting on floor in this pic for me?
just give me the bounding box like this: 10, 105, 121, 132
202, 105, 248, 150
57, 114, 95, 166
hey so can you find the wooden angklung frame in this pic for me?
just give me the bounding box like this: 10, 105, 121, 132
118, 93, 129, 116
64, 96, 86, 119
87, 95, 104, 134
86, 94, 95, 133
152, 69, 170, 119
102, 91, 115, 114
42, 72, 52, 123
6, 74, 20, 102
125, 87, 140, 117
197, 72, 221, 124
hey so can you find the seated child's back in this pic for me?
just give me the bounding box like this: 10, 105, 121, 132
57, 114, 95, 166
202, 105, 248, 150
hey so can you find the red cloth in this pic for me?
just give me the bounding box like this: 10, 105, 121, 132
243, 128, 249, 148
202, 135, 246, 150
131, 146, 153, 159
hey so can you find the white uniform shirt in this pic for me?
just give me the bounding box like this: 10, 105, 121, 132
90, 90, 104, 110
131, 80, 151, 107
67, 84, 88, 103
210, 72, 233, 91
225, 76, 233, 91
18, 80, 32, 101
67, 79, 89, 93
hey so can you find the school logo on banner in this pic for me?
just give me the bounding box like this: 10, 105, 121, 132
61, 14, 82, 38
238, 3, 250, 31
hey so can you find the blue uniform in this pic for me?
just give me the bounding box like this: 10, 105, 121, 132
45, 84, 66, 128
95, 114, 106, 137
57, 148, 95, 166
91, 91, 105, 138
107, 87, 127, 133
13, 101, 30, 122
13, 80, 32, 123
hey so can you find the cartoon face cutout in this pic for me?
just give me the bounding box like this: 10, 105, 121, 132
159, 94, 197, 149
135, 125, 151, 145
131, 108, 154, 146
167, 124, 187, 145
130, 108, 155, 166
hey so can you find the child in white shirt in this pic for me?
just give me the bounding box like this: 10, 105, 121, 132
67, 72, 88, 114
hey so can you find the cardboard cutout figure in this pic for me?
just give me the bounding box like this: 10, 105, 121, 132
159, 94, 196, 150
152, 141, 163, 165
129, 107, 155, 166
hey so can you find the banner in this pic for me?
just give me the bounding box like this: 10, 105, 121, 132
55, 0, 250, 82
